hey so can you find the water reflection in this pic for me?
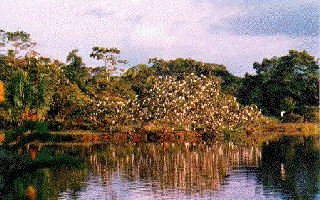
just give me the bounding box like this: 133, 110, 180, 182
1, 135, 319, 199
259, 135, 320, 199
0, 147, 85, 199
86, 142, 261, 197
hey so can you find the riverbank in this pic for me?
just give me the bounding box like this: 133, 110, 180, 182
7, 123, 317, 145
0, 123, 318, 146
245, 123, 319, 145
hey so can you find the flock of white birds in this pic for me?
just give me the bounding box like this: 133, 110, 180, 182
89, 74, 267, 133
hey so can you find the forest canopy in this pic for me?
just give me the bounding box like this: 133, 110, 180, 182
0, 29, 318, 134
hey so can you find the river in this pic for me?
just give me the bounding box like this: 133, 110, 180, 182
1, 135, 319, 199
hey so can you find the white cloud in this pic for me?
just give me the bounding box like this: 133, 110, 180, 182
0, 0, 317, 75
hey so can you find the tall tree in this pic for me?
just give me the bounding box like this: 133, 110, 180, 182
90, 46, 126, 80
0, 30, 36, 57
64, 49, 90, 92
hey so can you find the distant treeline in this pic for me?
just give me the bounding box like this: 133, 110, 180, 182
0, 29, 318, 132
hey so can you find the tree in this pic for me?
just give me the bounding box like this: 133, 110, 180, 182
238, 50, 319, 120
130, 74, 265, 134
2, 69, 50, 125
48, 81, 90, 129
0, 30, 36, 58
148, 58, 242, 95
122, 64, 154, 96
89, 46, 127, 80
283, 97, 296, 114
211, 66, 242, 96
0, 37, 60, 126
237, 73, 265, 112
64, 49, 90, 92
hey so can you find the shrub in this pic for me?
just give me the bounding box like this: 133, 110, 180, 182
282, 113, 304, 123
301, 123, 319, 135
301, 106, 319, 123
223, 129, 245, 143
4, 121, 52, 146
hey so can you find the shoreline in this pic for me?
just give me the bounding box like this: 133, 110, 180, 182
0, 123, 318, 146
34, 123, 320, 145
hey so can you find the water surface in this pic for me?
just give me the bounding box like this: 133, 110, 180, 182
2, 135, 319, 199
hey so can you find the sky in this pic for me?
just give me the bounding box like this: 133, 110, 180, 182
1, 0, 319, 76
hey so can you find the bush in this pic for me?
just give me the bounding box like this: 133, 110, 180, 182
301, 106, 319, 123
301, 123, 319, 135
4, 121, 52, 146
223, 129, 245, 143
281, 113, 304, 123
202, 131, 223, 142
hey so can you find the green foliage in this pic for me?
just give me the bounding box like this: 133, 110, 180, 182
211, 68, 242, 96
282, 97, 296, 114
4, 121, 51, 146
48, 82, 90, 130
300, 106, 319, 123
90, 46, 126, 78
122, 64, 154, 96
237, 50, 319, 121
148, 58, 242, 95
281, 113, 304, 123
0, 30, 36, 57
1, 69, 50, 124
0, 28, 318, 139
237, 74, 264, 109
4, 128, 23, 146
64, 49, 90, 92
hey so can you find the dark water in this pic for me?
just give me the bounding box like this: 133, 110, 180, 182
1, 135, 319, 199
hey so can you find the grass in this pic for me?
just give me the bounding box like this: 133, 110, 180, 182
54, 123, 319, 143
261, 123, 319, 136
1, 123, 318, 146
245, 123, 320, 145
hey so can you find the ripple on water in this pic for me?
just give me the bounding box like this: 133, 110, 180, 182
55, 137, 319, 199
213, 168, 270, 200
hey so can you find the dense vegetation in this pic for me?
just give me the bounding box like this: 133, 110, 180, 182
238, 50, 319, 122
0, 29, 318, 137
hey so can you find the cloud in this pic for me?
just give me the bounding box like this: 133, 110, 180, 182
0, 0, 318, 76
228, 3, 320, 37
85, 8, 112, 18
